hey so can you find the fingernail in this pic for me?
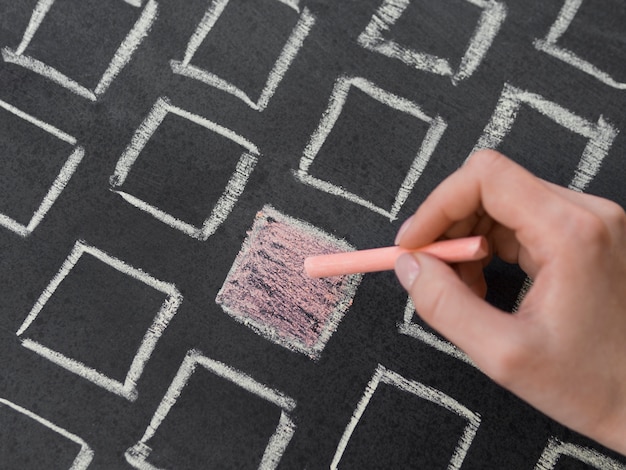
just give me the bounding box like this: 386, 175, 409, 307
394, 215, 414, 245
395, 254, 420, 291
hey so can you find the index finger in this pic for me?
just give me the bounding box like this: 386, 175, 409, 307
398, 150, 575, 265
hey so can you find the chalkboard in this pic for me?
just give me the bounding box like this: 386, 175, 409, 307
1, 0, 625, 468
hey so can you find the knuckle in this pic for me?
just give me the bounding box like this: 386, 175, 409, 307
487, 340, 532, 387
467, 149, 505, 173
602, 200, 626, 233
567, 209, 612, 246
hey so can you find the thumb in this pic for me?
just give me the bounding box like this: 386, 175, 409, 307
395, 253, 517, 367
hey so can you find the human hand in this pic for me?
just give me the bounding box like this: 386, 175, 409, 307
394, 149, 626, 455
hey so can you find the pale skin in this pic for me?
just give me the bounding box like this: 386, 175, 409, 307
394, 149, 626, 455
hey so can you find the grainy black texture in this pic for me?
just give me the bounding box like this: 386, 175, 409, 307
0, 0, 625, 468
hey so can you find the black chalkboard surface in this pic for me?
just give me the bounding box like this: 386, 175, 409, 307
1, 0, 625, 468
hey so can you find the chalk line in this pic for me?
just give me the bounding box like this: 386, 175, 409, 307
0, 98, 76, 144
534, 437, 626, 470
0, 99, 84, 237
357, 0, 507, 85
14, 0, 55, 55
473, 83, 618, 193
453, 0, 507, 84
0, 397, 94, 469
398, 298, 476, 368
1, 49, 97, 101
125, 349, 296, 469
16, 240, 183, 401
180, 0, 230, 65
512, 276, 533, 313
110, 96, 259, 240
172, 1, 315, 111
94, 0, 158, 96
534, 0, 626, 90
331, 364, 480, 469
294, 76, 446, 221
25, 146, 85, 234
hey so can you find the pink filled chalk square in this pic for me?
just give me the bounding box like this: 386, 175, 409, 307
216, 205, 362, 360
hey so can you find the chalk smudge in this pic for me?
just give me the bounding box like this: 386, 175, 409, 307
216, 205, 362, 360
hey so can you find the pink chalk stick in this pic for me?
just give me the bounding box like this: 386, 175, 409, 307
304, 236, 488, 278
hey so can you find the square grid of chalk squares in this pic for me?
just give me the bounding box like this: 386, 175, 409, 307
0, 98, 84, 238
2, 0, 158, 101
125, 349, 296, 469
109, 97, 259, 240
0, 398, 93, 469
15, 240, 183, 402
170, 0, 315, 111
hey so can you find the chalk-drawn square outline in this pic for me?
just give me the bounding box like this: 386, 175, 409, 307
399, 297, 477, 368
216, 204, 363, 361
294, 76, 448, 222
358, 0, 507, 85
109, 96, 259, 241
0, 98, 85, 238
1, 0, 158, 101
0, 398, 94, 469
170, 0, 315, 112
473, 82, 618, 193
15, 239, 183, 402
534, 0, 626, 90
331, 364, 481, 469
534, 437, 626, 470
125, 349, 296, 469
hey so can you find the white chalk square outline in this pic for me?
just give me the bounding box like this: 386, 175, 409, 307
1, 0, 158, 101
534, 437, 626, 469
0, 98, 85, 238
293, 76, 448, 222
216, 204, 363, 361
534, 0, 626, 90
357, 0, 507, 85
0, 398, 94, 470
331, 364, 481, 469
170, 0, 315, 111
125, 349, 296, 470
473, 82, 619, 193
15, 239, 183, 402
399, 297, 477, 368
109, 96, 259, 241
